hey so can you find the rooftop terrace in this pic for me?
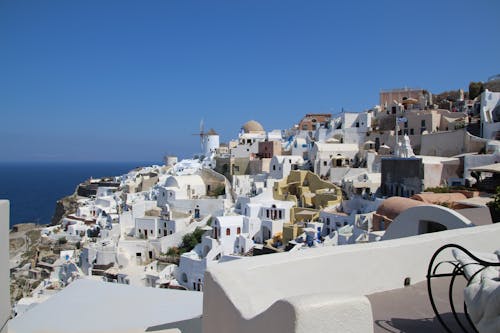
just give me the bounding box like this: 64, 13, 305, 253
2, 200, 498, 333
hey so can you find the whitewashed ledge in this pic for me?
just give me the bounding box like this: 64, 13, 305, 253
203, 223, 500, 333
9, 279, 202, 333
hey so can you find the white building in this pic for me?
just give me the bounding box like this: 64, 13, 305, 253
172, 158, 202, 175
231, 120, 267, 158
310, 142, 359, 177
479, 89, 500, 140
328, 111, 373, 146
267, 129, 283, 142
67, 222, 90, 239
232, 174, 268, 197
176, 188, 295, 291
158, 174, 206, 203
269, 155, 305, 180
290, 136, 310, 159
135, 216, 169, 239
211, 216, 245, 255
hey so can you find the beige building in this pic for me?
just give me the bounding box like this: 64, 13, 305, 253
380, 88, 431, 110
370, 108, 469, 154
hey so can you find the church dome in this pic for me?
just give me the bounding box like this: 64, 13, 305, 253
242, 120, 265, 134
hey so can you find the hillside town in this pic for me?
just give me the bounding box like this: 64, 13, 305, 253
6, 80, 500, 331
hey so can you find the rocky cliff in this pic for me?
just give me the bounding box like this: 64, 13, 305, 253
50, 189, 79, 225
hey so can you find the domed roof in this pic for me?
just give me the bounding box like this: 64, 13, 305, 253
242, 120, 265, 133
206, 128, 218, 135
375, 197, 425, 221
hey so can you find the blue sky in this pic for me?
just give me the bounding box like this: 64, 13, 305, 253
1, 0, 499, 162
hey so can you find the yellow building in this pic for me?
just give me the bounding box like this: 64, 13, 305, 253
273, 170, 342, 244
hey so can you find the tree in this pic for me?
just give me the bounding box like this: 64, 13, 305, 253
487, 186, 500, 223
469, 81, 484, 100
180, 227, 205, 253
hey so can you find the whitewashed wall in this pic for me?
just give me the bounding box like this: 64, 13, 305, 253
0, 201, 10, 333
203, 223, 500, 333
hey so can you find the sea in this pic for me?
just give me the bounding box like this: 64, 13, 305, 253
0, 161, 159, 228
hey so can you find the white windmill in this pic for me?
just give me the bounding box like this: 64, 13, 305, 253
193, 119, 219, 158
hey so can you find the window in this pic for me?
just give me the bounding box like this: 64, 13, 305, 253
272, 165, 276, 171
421, 120, 426, 127
226, 228, 231, 236
237, 227, 241, 234
392, 106, 397, 114
323, 161, 327, 166
410, 128, 414, 135
356, 122, 360, 128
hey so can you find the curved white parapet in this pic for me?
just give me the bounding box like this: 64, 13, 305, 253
382, 204, 474, 241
